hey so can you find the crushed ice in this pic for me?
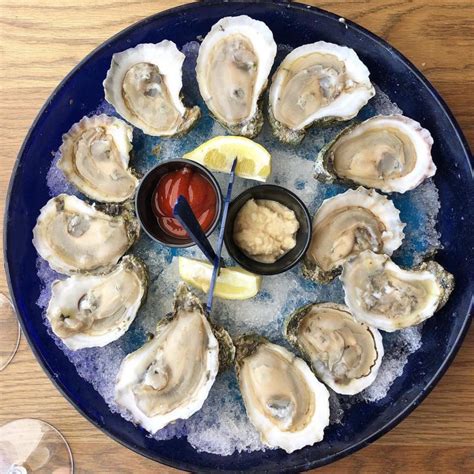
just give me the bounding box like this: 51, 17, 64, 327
37, 41, 441, 455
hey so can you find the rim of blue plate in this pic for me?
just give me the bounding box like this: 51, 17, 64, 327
3, 1, 473, 472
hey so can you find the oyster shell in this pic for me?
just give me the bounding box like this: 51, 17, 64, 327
315, 114, 435, 193
235, 335, 329, 453
341, 250, 454, 332
58, 114, 138, 203
196, 16, 276, 137
269, 41, 375, 144
285, 303, 383, 395
32, 194, 139, 275
47, 255, 147, 350
115, 283, 234, 433
303, 187, 405, 283
104, 41, 200, 136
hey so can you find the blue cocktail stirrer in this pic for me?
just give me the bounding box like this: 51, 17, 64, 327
173, 195, 218, 264
206, 158, 238, 314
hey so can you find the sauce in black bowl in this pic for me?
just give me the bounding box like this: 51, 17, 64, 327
224, 184, 312, 275
136, 159, 223, 247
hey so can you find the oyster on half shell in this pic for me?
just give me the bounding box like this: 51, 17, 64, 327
104, 41, 200, 137
269, 41, 375, 144
285, 303, 383, 395
47, 256, 147, 350
303, 187, 405, 283
315, 114, 435, 193
32, 194, 139, 275
341, 250, 454, 332
196, 16, 277, 138
58, 114, 138, 203
235, 335, 329, 453
115, 283, 234, 434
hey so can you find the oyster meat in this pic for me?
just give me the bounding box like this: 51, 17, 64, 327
315, 114, 435, 193
58, 114, 138, 202
235, 335, 329, 453
285, 303, 383, 395
196, 16, 276, 138
47, 256, 147, 350
303, 187, 405, 283
269, 41, 375, 144
341, 250, 454, 332
104, 41, 200, 136
32, 194, 139, 275
115, 283, 233, 433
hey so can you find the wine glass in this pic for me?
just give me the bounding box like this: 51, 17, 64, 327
0, 294, 73, 472
0, 419, 73, 473
0, 292, 20, 371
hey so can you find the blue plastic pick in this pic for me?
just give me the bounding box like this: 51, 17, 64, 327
173, 195, 217, 264
206, 158, 238, 314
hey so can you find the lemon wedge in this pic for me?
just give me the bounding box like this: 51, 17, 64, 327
178, 256, 262, 300
183, 136, 271, 182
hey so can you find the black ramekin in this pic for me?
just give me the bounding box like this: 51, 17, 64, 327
135, 159, 223, 247
224, 184, 312, 275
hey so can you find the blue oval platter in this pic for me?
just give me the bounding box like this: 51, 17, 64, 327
4, 1, 473, 472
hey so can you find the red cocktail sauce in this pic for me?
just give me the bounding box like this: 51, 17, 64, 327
152, 166, 217, 239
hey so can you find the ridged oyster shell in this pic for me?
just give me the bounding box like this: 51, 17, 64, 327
115, 283, 234, 433
303, 187, 405, 283
235, 334, 329, 453
341, 250, 454, 331
104, 41, 200, 136
315, 114, 435, 193
47, 255, 147, 350
58, 114, 138, 203
196, 15, 276, 138
32, 194, 140, 275
285, 302, 383, 395
269, 41, 375, 144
